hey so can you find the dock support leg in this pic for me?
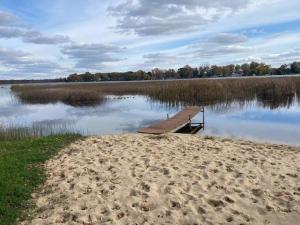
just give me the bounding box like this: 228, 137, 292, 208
202, 107, 205, 130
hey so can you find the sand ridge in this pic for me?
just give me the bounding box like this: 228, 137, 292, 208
23, 134, 300, 225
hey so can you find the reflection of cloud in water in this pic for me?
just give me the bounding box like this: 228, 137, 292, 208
202, 118, 300, 146
226, 108, 300, 125
1, 86, 300, 145
66, 104, 117, 117
0, 103, 32, 118
33, 119, 75, 126
206, 101, 257, 114
119, 119, 161, 133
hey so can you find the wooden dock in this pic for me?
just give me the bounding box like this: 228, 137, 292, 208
138, 106, 204, 135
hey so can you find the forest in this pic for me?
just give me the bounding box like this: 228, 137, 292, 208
66, 61, 300, 82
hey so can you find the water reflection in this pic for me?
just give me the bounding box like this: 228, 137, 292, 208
200, 104, 300, 145
1, 85, 300, 145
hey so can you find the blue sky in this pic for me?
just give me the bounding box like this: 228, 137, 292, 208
0, 0, 300, 79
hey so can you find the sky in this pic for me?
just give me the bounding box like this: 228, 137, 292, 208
0, 0, 300, 79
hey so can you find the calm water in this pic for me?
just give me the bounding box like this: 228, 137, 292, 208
1, 85, 300, 145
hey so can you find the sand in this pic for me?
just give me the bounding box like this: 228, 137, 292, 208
23, 134, 300, 225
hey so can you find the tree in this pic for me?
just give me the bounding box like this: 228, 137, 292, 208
250, 62, 260, 75
255, 63, 270, 76
198, 66, 206, 77
211, 65, 222, 76
291, 62, 300, 74
152, 68, 165, 80
67, 73, 82, 82
241, 63, 250, 76
165, 69, 178, 79
276, 64, 290, 75
222, 64, 235, 76
178, 65, 193, 78
235, 64, 243, 75
192, 68, 199, 78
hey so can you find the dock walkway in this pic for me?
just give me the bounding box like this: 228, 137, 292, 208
138, 106, 204, 135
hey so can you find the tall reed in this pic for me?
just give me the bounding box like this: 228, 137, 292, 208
0, 122, 80, 141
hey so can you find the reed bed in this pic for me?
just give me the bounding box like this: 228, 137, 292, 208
11, 76, 300, 108
11, 87, 105, 107
0, 122, 79, 141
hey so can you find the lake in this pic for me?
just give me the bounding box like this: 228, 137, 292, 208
1, 84, 300, 145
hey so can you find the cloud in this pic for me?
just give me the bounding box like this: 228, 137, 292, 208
0, 27, 24, 38
210, 33, 248, 45
0, 10, 71, 45
61, 43, 125, 69
141, 45, 252, 69
0, 27, 70, 44
194, 45, 252, 58
0, 48, 63, 78
0, 11, 20, 26
108, 0, 252, 36
214, 48, 300, 66
0, 48, 29, 64
22, 31, 71, 44
262, 49, 300, 64
140, 32, 252, 68
142, 53, 182, 68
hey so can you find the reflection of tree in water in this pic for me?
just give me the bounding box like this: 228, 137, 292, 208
256, 93, 297, 110
205, 101, 255, 114
148, 90, 299, 112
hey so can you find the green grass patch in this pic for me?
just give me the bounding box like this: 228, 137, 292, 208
0, 134, 81, 225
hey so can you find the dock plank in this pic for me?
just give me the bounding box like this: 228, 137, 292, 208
138, 106, 203, 134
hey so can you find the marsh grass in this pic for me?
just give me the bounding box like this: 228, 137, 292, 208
11, 87, 105, 107
11, 76, 300, 108
0, 122, 79, 141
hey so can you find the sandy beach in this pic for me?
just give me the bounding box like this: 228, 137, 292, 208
23, 134, 300, 225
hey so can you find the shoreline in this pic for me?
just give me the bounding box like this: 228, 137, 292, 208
22, 134, 300, 225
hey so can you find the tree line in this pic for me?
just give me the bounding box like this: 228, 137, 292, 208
0, 78, 66, 84
67, 61, 300, 82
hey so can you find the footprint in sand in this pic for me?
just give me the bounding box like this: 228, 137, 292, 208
207, 199, 225, 208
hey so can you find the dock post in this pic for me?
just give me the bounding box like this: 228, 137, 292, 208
202, 107, 205, 130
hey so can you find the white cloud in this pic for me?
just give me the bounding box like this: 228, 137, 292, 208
0, 27, 71, 44
1, 0, 300, 78
0, 11, 20, 26
209, 33, 248, 45
61, 43, 125, 70
0, 10, 71, 45
0, 48, 63, 79
109, 0, 253, 36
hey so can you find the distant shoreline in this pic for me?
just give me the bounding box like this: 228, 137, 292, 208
2, 74, 300, 86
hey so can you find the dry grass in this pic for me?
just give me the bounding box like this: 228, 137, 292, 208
11, 76, 300, 108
